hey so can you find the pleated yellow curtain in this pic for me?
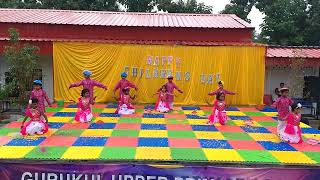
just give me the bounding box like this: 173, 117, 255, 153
53, 42, 265, 105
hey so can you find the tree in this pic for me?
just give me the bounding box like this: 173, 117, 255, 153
4, 28, 40, 109
305, 0, 320, 45
157, 0, 213, 13
119, 0, 155, 12
221, 0, 255, 22
288, 51, 306, 98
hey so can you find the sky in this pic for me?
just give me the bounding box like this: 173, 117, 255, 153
198, 0, 264, 33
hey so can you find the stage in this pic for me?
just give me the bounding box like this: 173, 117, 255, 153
0, 104, 319, 166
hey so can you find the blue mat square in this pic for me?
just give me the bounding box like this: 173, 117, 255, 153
67, 104, 77, 108
144, 105, 155, 109
100, 113, 120, 117
53, 112, 76, 117
47, 122, 64, 129
138, 138, 169, 147
88, 123, 116, 129
143, 113, 164, 118
261, 106, 277, 112
258, 141, 296, 151
6, 137, 46, 146
199, 139, 232, 149
106, 104, 118, 108
191, 125, 217, 131
225, 107, 239, 111
181, 106, 200, 110
186, 114, 207, 119
141, 124, 166, 130
73, 137, 107, 146
272, 117, 278, 120
228, 116, 251, 120
241, 126, 271, 133
301, 128, 320, 134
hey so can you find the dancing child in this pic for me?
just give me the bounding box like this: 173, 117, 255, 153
75, 89, 94, 123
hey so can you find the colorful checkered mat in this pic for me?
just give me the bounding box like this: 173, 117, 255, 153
0, 104, 319, 165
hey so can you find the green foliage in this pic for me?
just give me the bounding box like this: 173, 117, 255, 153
221, 0, 255, 22
119, 0, 155, 12
3, 28, 39, 107
157, 0, 213, 13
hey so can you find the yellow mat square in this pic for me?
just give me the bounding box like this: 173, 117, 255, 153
0, 146, 35, 158
183, 110, 206, 115
248, 133, 281, 142
141, 118, 166, 124
203, 149, 244, 162
139, 130, 168, 137
233, 120, 261, 127
226, 111, 247, 116
94, 117, 119, 123
102, 108, 117, 113
48, 117, 72, 123
303, 134, 320, 140
300, 123, 311, 128
270, 151, 316, 164
194, 131, 225, 140
61, 108, 78, 112
188, 119, 209, 125
61, 147, 103, 160
263, 112, 278, 116
135, 147, 171, 160
81, 129, 113, 137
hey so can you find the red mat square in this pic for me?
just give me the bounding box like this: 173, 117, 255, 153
45, 112, 55, 116
228, 140, 265, 150
200, 106, 212, 110
215, 126, 244, 132
290, 142, 320, 152
93, 112, 101, 117
94, 104, 108, 108
121, 113, 143, 118
166, 124, 192, 131
250, 116, 274, 121
4, 121, 22, 128
169, 138, 201, 148
164, 114, 186, 119
115, 123, 141, 130
105, 137, 138, 147
266, 127, 277, 134
0, 136, 10, 146
61, 123, 90, 129
238, 108, 259, 112
40, 136, 77, 146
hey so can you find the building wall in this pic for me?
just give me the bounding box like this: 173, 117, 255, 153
264, 66, 319, 97
0, 55, 54, 99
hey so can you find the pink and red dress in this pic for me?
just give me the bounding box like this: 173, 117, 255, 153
164, 82, 182, 109
116, 94, 135, 115
30, 89, 51, 113
208, 100, 227, 125
272, 96, 294, 134
208, 87, 235, 96
70, 78, 106, 103
155, 92, 170, 113
279, 113, 303, 144
113, 79, 137, 98
75, 97, 93, 123
21, 108, 48, 136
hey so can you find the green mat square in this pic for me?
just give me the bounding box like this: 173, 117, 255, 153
0, 128, 20, 135
16, 117, 25, 122
244, 112, 266, 116
237, 150, 279, 163
25, 146, 68, 159
168, 110, 184, 114
92, 108, 104, 113
100, 147, 136, 160
203, 110, 211, 115
111, 130, 139, 137
304, 152, 320, 163
168, 130, 195, 138
135, 109, 144, 113
119, 118, 142, 123
225, 120, 236, 126
46, 107, 63, 112
171, 148, 207, 161
257, 121, 278, 127
222, 132, 253, 140
54, 129, 84, 136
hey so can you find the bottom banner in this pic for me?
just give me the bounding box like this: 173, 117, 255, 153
0, 162, 319, 180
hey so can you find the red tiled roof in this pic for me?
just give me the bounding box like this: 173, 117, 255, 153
0, 8, 253, 29
267, 47, 320, 59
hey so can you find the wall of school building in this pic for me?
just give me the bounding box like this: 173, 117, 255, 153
0, 55, 54, 100
264, 66, 319, 97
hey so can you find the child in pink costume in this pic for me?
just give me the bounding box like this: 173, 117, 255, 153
75, 89, 94, 123
116, 87, 135, 115
113, 72, 138, 99
279, 103, 303, 144
162, 75, 183, 109
272, 87, 294, 136
208, 92, 227, 125
154, 85, 173, 113
208, 81, 236, 96
69, 70, 107, 103
30, 80, 51, 114
21, 98, 49, 136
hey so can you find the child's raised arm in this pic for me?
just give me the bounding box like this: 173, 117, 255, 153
41, 113, 49, 124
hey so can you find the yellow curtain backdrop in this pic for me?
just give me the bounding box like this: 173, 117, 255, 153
53, 42, 265, 105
